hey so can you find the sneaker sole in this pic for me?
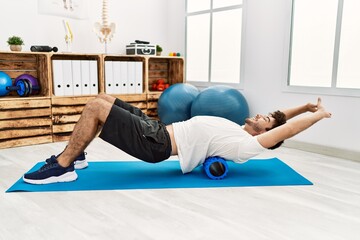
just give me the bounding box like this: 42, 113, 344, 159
74, 160, 88, 170
23, 171, 78, 185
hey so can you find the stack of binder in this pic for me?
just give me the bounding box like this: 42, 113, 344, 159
52, 60, 99, 96
104, 61, 143, 94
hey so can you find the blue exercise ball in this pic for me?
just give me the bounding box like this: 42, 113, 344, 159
191, 85, 249, 125
0, 71, 12, 96
158, 83, 199, 125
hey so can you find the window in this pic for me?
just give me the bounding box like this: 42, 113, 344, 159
288, 0, 360, 96
336, 0, 360, 89
186, 0, 243, 85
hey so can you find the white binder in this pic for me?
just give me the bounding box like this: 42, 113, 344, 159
104, 61, 114, 94
72, 60, 82, 95
89, 60, 98, 95
62, 60, 73, 96
112, 61, 122, 94
80, 60, 91, 95
52, 60, 64, 96
120, 61, 128, 94
135, 61, 143, 94
127, 61, 136, 94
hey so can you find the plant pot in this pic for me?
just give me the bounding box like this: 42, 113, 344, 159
10, 45, 22, 51
156, 52, 162, 56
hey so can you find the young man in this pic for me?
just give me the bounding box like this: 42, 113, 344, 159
23, 94, 331, 184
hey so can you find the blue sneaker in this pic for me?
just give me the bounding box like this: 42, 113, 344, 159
23, 155, 77, 184
45, 151, 88, 170
74, 152, 88, 170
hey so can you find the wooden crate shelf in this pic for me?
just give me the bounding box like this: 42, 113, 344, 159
103, 55, 146, 63
0, 53, 184, 148
51, 96, 95, 142
111, 93, 147, 111
0, 98, 52, 149
145, 92, 161, 117
146, 57, 184, 118
111, 93, 146, 102
112, 93, 147, 113
0, 51, 51, 98
147, 56, 184, 92
51, 94, 148, 142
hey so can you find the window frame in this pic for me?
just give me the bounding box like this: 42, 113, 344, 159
185, 0, 246, 89
286, 0, 360, 97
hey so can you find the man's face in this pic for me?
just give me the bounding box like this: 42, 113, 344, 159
244, 114, 276, 136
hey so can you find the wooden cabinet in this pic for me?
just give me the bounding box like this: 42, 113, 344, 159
0, 52, 184, 148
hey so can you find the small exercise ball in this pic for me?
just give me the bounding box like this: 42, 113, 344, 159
191, 85, 249, 125
0, 71, 12, 96
158, 83, 199, 125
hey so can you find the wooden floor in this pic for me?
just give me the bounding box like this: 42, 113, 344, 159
0, 138, 359, 240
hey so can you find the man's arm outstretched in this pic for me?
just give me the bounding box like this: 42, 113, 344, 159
257, 98, 331, 149
281, 100, 319, 120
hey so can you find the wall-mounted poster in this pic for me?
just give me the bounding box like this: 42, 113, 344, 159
38, 0, 88, 19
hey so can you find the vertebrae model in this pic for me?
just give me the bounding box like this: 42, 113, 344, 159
94, 0, 116, 49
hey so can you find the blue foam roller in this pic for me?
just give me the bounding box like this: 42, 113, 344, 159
203, 156, 229, 180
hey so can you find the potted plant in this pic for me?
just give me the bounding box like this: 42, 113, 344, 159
156, 45, 163, 56
7, 36, 24, 51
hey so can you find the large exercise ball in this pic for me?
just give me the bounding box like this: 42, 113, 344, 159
191, 85, 249, 125
158, 83, 199, 125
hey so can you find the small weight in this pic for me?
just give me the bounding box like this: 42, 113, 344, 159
14, 74, 40, 96
23, 80, 31, 97
16, 79, 27, 97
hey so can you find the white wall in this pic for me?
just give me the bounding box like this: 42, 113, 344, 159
0, 0, 185, 54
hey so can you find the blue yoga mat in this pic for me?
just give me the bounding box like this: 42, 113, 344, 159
6, 158, 312, 193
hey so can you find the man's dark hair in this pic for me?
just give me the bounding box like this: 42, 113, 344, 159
265, 110, 287, 150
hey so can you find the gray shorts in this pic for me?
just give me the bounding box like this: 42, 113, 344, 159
99, 98, 172, 163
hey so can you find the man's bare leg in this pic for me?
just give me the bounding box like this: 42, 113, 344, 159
97, 93, 117, 104
57, 96, 113, 167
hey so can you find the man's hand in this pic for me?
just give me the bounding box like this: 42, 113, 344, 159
306, 101, 318, 113
315, 98, 332, 118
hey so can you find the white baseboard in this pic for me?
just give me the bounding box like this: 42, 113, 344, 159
283, 140, 360, 162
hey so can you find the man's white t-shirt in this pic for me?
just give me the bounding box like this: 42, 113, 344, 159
172, 116, 266, 173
